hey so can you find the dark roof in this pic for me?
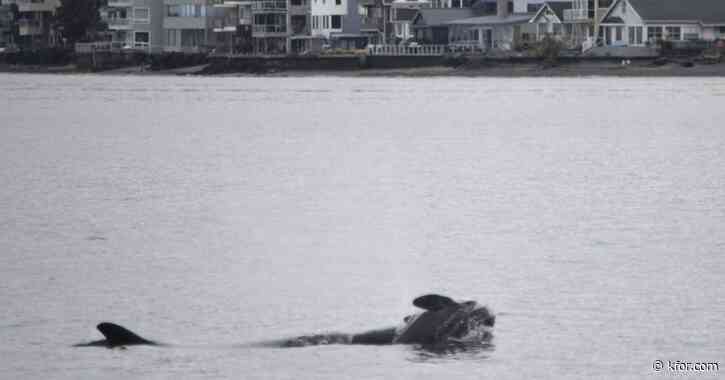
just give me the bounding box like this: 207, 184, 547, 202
545, 1, 571, 21
412, 8, 475, 27
623, 0, 725, 24
394, 8, 419, 22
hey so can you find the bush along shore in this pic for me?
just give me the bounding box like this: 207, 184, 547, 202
2, 46, 725, 77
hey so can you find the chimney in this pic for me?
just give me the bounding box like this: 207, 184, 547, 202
497, 0, 509, 18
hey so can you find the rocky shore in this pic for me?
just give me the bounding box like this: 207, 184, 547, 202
2, 59, 725, 77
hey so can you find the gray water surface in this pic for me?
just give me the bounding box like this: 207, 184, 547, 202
1, 73, 724, 379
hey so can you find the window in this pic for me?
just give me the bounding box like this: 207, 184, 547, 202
133, 7, 150, 23
323, 15, 329, 29
665, 26, 681, 40
628, 26, 643, 45
331, 15, 341, 29
621, 0, 626, 14
615, 26, 622, 41
166, 29, 177, 46
134, 31, 149, 48
553, 24, 561, 35
167, 5, 180, 17
335, 0, 341, 4
647, 26, 662, 41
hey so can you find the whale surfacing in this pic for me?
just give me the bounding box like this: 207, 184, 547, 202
282, 294, 495, 348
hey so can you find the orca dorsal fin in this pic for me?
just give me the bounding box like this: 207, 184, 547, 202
97, 322, 153, 346
412, 294, 457, 311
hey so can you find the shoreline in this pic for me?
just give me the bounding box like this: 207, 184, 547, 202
2, 60, 725, 78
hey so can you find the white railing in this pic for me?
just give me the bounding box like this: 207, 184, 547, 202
367, 44, 446, 56
106, 18, 131, 27
107, 0, 133, 7
251, 0, 287, 11
253, 24, 287, 34
75, 41, 126, 53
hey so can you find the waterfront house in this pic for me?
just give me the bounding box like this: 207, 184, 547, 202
1, 0, 59, 48
444, 0, 537, 50
391, 0, 430, 42
411, 8, 474, 43
310, 0, 367, 49
103, 0, 164, 53
599, 0, 725, 47
529, 1, 571, 41
0, 2, 14, 48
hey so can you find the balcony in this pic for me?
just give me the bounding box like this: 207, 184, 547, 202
253, 24, 287, 36
15, 0, 57, 13
251, 1, 287, 12
289, 0, 308, 14
17, 19, 43, 35
107, 0, 133, 8
105, 17, 132, 29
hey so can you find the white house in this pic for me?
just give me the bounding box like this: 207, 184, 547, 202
599, 0, 725, 47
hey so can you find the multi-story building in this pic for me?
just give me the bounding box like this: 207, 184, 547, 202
563, 0, 613, 45
391, 0, 430, 42
211, 0, 254, 54
250, 0, 290, 54
0, 2, 15, 47
103, 0, 164, 52
164, 0, 223, 53
310, 0, 365, 48
1, 0, 59, 48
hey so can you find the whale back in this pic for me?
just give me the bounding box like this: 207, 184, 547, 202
97, 322, 154, 346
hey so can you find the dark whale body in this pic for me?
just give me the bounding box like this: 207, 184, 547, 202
75, 295, 494, 349
74, 322, 158, 348
284, 294, 495, 347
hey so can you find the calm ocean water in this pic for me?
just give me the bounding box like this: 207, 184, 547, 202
1, 73, 724, 379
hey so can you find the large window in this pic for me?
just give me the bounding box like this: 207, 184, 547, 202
665, 26, 681, 40
615, 26, 623, 41
133, 7, 150, 23
647, 26, 662, 41
134, 31, 150, 47
167, 5, 180, 17
331, 15, 342, 29
167, 4, 206, 17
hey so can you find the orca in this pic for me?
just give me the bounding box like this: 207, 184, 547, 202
74, 322, 158, 348
75, 295, 494, 350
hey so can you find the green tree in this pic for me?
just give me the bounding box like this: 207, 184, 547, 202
56, 0, 101, 44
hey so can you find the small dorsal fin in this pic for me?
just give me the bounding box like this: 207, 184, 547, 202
97, 322, 153, 346
412, 294, 457, 311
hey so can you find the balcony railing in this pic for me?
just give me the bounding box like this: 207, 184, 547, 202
105, 18, 131, 28
251, 1, 287, 11
253, 24, 287, 34
17, 19, 43, 36
107, 0, 133, 7
15, 0, 57, 12
367, 44, 446, 56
